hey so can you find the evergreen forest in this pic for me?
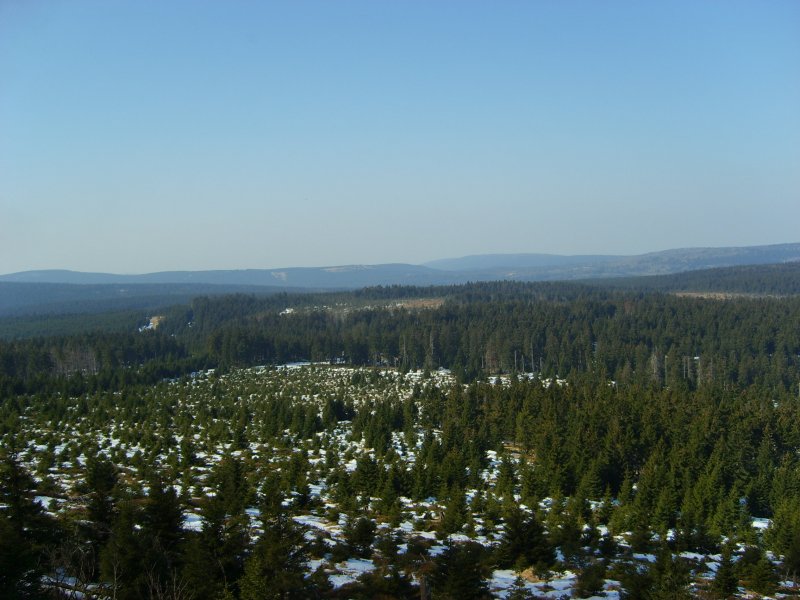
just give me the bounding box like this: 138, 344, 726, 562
2, 275, 800, 598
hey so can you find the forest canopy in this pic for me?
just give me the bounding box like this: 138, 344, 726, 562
2, 275, 800, 598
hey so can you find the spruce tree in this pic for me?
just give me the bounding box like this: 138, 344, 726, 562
429, 541, 491, 600
506, 575, 534, 600
649, 543, 692, 600
99, 500, 145, 600
712, 544, 738, 599
0, 452, 53, 599
573, 560, 607, 599
239, 515, 315, 600
496, 506, 554, 570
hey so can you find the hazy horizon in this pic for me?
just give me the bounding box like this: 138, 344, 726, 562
2, 240, 800, 278
2, 1, 798, 274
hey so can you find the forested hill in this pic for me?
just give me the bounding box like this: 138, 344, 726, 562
0, 281, 315, 318
591, 262, 800, 295
3, 260, 800, 338
2, 279, 800, 395
424, 242, 800, 272
4, 242, 800, 293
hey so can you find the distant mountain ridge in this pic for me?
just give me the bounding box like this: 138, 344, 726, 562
425, 243, 800, 275
0, 264, 450, 289
2, 242, 799, 289
423, 253, 622, 271
1, 243, 800, 319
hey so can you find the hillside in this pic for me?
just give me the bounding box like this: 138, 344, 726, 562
4, 260, 800, 332
0, 281, 314, 318
590, 262, 800, 295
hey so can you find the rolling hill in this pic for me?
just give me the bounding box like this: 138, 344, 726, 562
2, 242, 799, 317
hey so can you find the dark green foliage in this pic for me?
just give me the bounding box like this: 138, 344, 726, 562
0, 452, 55, 599
573, 560, 607, 598
99, 500, 145, 600
782, 530, 800, 586
2, 278, 800, 596
238, 515, 316, 600
648, 545, 692, 600
258, 471, 286, 519
613, 560, 654, 600
767, 496, 800, 573
439, 486, 467, 535
0, 300, 151, 337
82, 454, 118, 548
712, 544, 738, 599
737, 546, 779, 596
0, 452, 53, 542
208, 454, 251, 517
344, 515, 377, 558
139, 476, 185, 589
547, 495, 584, 566
189, 470, 251, 597
601, 261, 800, 295
496, 506, 554, 570
3, 278, 800, 396
0, 514, 46, 599
615, 546, 693, 600
429, 541, 491, 600
495, 455, 517, 499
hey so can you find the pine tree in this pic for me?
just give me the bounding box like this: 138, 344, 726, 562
783, 530, 800, 586
573, 560, 607, 598
429, 541, 491, 600
344, 515, 377, 558
99, 500, 144, 600
140, 476, 185, 586
744, 553, 779, 596
649, 543, 692, 600
0, 515, 44, 600
239, 515, 314, 600
496, 506, 554, 570
440, 486, 467, 535
0, 452, 53, 599
192, 455, 252, 590
615, 558, 655, 600
765, 494, 800, 584
180, 532, 223, 600
84, 454, 118, 546
712, 544, 738, 599
505, 575, 534, 600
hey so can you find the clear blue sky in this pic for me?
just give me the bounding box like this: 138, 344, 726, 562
1, 1, 798, 274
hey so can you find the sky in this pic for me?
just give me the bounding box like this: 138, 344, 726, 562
1, 1, 798, 274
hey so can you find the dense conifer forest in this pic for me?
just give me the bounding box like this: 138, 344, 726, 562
2, 276, 800, 598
